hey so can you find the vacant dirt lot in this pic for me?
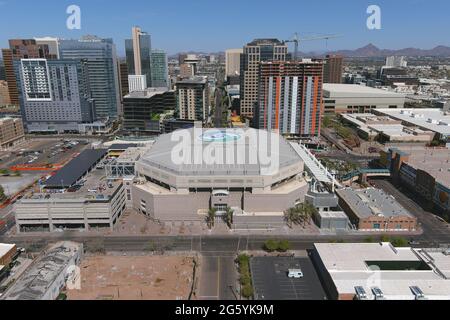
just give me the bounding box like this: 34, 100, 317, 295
67, 255, 194, 300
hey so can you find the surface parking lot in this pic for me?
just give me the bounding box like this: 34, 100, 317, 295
250, 256, 327, 300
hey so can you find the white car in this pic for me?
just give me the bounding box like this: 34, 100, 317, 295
288, 269, 304, 279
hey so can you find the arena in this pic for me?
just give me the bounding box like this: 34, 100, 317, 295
131, 127, 309, 225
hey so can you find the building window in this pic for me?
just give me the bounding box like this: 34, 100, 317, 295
373, 223, 381, 229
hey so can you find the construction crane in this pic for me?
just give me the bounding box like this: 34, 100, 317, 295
284, 33, 342, 61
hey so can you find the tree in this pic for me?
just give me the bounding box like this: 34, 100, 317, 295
284, 207, 298, 228
322, 115, 333, 128
223, 207, 234, 229
206, 208, 217, 229
241, 285, 254, 299
278, 240, 291, 252
264, 240, 279, 252
391, 237, 409, 248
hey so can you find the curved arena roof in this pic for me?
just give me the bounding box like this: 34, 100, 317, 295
138, 128, 302, 177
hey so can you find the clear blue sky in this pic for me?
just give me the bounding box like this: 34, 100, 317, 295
0, 0, 449, 56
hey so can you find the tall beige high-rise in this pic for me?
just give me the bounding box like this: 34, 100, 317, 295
132, 26, 143, 75
240, 39, 287, 119
225, 49, 243, 76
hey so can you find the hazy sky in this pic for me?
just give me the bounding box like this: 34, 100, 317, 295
0, 0, 449, 56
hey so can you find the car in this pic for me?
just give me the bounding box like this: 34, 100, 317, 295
288, 269, 304, 279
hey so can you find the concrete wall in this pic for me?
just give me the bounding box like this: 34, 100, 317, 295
243, 183, 308, 212
132, 180, 309, 222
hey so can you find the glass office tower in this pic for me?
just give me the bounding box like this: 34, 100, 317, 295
59, 36, 121, 119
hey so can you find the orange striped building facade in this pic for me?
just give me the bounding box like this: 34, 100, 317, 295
256, 60, 324, 137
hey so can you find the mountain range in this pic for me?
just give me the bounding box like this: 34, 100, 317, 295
315, 44, 450, 57
169, 44, 450, 59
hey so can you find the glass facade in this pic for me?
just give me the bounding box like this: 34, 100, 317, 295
59, 37, 120, 119
125, 32, 152, 87
151, 49, 168, 88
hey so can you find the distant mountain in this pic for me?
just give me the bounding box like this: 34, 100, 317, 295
314, 44, 450, 57
168, 44, 450, 60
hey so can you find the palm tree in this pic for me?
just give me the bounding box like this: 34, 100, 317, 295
223, 207, 234, 229
207, 208, 217, 229
284, 203, 317, 228
299, 202, 317, 227
284, 207, 298, 228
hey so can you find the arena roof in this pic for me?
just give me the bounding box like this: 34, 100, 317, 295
139, 128, 302, 176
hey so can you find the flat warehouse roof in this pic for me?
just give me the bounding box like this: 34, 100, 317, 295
336, 188, 414, 219
45, 149, 107, 188
0, 243, 16, 258
323, 84, 405, 98
375, 109, 450, 136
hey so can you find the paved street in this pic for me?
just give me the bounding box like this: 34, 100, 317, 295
197, 253, 237, 300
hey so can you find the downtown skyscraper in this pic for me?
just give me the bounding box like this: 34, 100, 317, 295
59, 36, 121, 119
240, 39, 288, 119
125, 26, 152, 87
151, 49, 169, 88
256, 60, 324, 137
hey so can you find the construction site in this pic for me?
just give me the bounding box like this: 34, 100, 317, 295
66, 254, 195, 300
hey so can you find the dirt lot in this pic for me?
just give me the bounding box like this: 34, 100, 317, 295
67, 255, 195, 300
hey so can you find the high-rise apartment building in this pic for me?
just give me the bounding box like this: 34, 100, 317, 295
119, 61, 129, 98
179, 63, 195, 79
125, 27, 152, 87
151, 49, 169, 88
0, 80, 11, 106
323, 55, 343, 84
59, 36, 121, 119
240, 39, 288, 119
34, 37, 60, 59
385, 56, 407, 68
15, 58, 95, 133
256, 60, 324, 137
176, 77, 209, 121
2, 39, 55, 106
225, 49, 243, 76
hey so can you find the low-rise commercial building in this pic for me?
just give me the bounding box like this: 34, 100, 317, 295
312, 242, 450, 300
340, 113, 434, 144
374, 108, 450, 143
383, 147, 450, 217
0, 117, 25, 150
2, 241, 83, 300
322, 84, 405, 114
0, 243, 16, 266
336, 187, 417, 231
123, 88, 176, 134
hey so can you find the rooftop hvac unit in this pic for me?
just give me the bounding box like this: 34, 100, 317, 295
371, 287, 385, 300
355, 286, 368, 300
410, 286, 426, 300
